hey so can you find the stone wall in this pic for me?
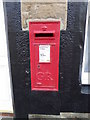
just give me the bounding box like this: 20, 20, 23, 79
21, 0, 67, 30
5, 1, 88, 115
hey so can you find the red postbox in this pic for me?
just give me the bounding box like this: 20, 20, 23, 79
29, 21, 60, 91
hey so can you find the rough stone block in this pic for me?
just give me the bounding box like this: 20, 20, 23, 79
21, 0, 67, 30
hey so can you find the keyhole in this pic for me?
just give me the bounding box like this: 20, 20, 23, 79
37, 64, 40, 69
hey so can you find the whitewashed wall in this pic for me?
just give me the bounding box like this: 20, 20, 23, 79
81, 1, 90, 85
0, 0, 13, 113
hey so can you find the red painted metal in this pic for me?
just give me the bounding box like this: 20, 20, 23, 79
29, 21, 60, 91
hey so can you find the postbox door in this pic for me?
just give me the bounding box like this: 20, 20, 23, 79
31, 44, 59, 91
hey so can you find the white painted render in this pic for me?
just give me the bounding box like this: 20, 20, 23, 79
81, 1, 90, 85
0, 0, 13, 113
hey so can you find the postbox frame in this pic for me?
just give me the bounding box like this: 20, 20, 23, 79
29, 21, 60, 91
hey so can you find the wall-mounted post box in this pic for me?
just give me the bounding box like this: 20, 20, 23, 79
29, 21, 60, 91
